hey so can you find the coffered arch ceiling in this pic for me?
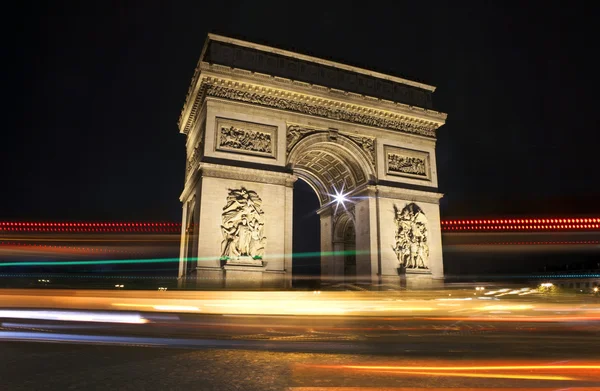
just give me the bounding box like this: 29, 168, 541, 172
287, 133, 375, 205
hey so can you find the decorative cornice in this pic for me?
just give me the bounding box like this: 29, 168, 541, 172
200, 63, 447, 120
184, 76, 441, 138
199, 163, 297, 187
180, 35, 448, 135
376, 184, 444, 205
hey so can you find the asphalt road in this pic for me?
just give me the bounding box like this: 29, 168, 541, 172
1, 313, 600, 390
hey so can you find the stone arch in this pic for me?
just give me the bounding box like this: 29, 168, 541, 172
286, 132, 376, 205
333, 210, 355, 243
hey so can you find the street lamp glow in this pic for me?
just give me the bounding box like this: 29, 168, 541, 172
329, 186, 352, 214
333, 192, 348, 206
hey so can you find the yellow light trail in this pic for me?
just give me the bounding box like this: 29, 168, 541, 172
341, 364, 600, 371
367, 370, 574, 381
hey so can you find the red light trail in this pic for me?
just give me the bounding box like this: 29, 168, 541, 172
0, 222, 181, 233
441, 217, 600, 231
0, 218, 599, 233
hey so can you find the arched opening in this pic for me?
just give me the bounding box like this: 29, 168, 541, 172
287, 132, 376, 284
292, 178, 321, 288
287, 133, 374, 206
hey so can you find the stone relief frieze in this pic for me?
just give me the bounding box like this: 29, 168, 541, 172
384, 146, 431, 180
203, 81, 438, 138
215, 117, 277, 159
220, 187, 267, 264
392, 203, 429, 270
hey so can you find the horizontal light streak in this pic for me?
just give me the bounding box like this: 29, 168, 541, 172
0, 222, 179, 227
341, 363, 600, 371
441, 217, 600, 232
1, 217, 598, 233
0, 241, 141, 254
2, 289, 600, 319
478, 305, 534, 311
0, 250, 369, 268
309, 362, 600, 382
442, 218, 600, 225
425, 316, 600, 322
367, 370, 574, 381
0, 309, 147, 324
457, 241, 600, 246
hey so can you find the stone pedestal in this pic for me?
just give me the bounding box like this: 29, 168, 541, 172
223, 263, 287, 290
225, 256, 264, 267
405, 269, 440, 290
194, 266, 225, 289
224, 261, 267, 290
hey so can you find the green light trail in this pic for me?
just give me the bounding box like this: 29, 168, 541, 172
0, 250, 371, 267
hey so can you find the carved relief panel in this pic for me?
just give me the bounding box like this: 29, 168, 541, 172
215, 117, 277, 159
392, 203, 429, 270
384, 145, 431, 180
220, 187, 267, 263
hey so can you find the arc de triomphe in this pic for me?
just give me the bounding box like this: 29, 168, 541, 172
177, 34, 447, 289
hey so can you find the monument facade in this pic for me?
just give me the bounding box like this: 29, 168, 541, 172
177, 34, 447, 289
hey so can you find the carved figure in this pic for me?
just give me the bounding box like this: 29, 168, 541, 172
347, 135, 376, 167
286, 125, 314, 152
220, 188, 266, 261
392, 203, 429, 269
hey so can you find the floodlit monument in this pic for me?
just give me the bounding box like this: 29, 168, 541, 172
177, 34, 447, 289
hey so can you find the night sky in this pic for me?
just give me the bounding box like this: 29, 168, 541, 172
5, 1, 599, 223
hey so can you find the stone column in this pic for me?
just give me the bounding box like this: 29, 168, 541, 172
283, 178, 296, 288
178, 201, 188, 280
318, 209, 334, 280
353, 186, 380, 284
332, 241, 345, 280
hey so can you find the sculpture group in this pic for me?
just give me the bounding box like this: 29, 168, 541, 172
392, 203, 429, 269
220, 188, 267, 262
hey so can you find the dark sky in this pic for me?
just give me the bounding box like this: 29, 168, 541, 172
4, 1, 599, 222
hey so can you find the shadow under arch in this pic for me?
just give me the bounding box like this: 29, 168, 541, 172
286, 132, 376, 205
